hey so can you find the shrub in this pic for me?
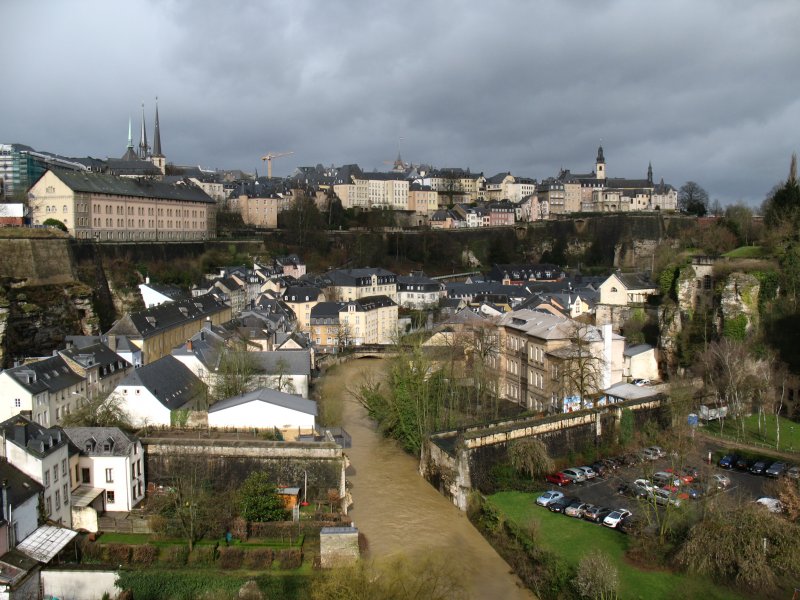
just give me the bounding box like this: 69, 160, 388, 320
231, 516, 248, 541
148, 515, 169, 539
161, 545, 189, 566
218, 546, 244, 570
243, 547, 274, 569
575, 550, 619, 599
277, 548, 302, 569
131, 544, 158, 566
188, 544, 218, 566
106, 543, 132, 565
80, 539, 104, 562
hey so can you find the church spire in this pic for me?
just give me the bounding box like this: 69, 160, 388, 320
647, 162, 653, 184
127, 117, 133, 149
152, 97, 163, 157
138, 103, 149, 159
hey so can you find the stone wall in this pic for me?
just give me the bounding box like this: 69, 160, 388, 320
0, 239, 76, 285
423, 396, 667, 510
142, 437, 348, 511
42, 569, 118, 600
319, 526, 360, 568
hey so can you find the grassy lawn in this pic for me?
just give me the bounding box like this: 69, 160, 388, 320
722, 245, 766, 258
703, 414, 800, 454
488, 491, 745, 600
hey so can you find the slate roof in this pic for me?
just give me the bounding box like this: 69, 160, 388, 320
106, 158, 162, 177
0, 415, 67, 459
485, 172, 512, 184
62, 427, 139, 457
117, 355, 205, 410
310, 302, 341, 322
487, 263, 565, 283
324, 268, 396, 287
141, 282, 188, 301
446, 282, 532, 303
346, 295, 396, 312
497, 309, 574, 340
612, 272, 657, 291
623, 344, 654, 358
60, 343, 130, 377
250, 350, 312, 377
283, 286, 322, 302
3, 355, 84, 395
171, 327, 226, 371
210, 387, 318, 416
106, 293, 228, 339
48, 170, 214, 203
397, 272, 443, 292
0, 460, 43, 507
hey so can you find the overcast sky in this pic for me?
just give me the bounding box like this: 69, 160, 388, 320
2, 0, 798, 205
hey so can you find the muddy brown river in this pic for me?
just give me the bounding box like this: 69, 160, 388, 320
318, 358, 534, 599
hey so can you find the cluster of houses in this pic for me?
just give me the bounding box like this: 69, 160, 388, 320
4, 131, 679, 240
0, 248, 669, 593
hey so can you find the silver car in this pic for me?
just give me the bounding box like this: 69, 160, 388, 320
578, 466, 598, 480
562, 467, 587, 484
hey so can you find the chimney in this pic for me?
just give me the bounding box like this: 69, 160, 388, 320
187, 339, 193, 352
12, 421, 27, 446
145, 276, 150, 285
602, 323, 612, 390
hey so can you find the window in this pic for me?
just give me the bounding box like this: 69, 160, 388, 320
53, 465, 59, 482
62, 458, 67, 477
44, 471, 50, 487
55, 490, 61, 507
106, 491, 115, 504
46, 496, 52, 515
82, 468, 90, 484
13, 398, 20, 408
63, 483, 69, 505
75, 465, 80, 484
105, 468, 113, 483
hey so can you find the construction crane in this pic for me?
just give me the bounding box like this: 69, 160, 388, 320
260, 151, 294, 178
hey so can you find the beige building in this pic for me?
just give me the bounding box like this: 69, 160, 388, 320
351, 172, 409, 210
28, 170, 215, 241
496, 309, 624, 412
283, 286, 325, 332
237, 195, 280, 228
325, 268, 397, 302
339, 295, 398, 346
598, 273, 659, 306
407, 183, 438, 215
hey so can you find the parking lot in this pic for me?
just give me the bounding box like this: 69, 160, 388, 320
539, 443, 781, 523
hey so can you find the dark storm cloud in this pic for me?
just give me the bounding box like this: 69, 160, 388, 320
2, 0, 798, 204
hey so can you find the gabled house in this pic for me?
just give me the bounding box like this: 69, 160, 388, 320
0, 460, 44, 552
105, 293, 232, 365
396, 272, 445, 309
0, 416, 72, 527
113, 356, 208, 426
59, 342, 131, 400
0, 356, 86, 427
138, 278, 188, 308
250, 350, 313, 398
63, 427, 144, 521
208, 387, 317, 437
323, 268, 397, 303
598, 272, 659, 306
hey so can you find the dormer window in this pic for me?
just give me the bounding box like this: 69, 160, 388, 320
103, 438, 115, 452
85, 438, 96, 452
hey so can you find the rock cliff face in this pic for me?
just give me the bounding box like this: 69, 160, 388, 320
720, 272, 760, 338
0, 280, 98, 367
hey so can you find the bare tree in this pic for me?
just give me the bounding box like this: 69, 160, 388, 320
265, 357, 296, 394
549, 323, 604, 411
508, 437, 553, 479
678, 181, 709, 216
60, 392, 132, 429
575, 550, 619, 600
212, 349, 257, 401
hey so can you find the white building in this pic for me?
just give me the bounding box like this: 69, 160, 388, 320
208, 387, 317, 436
0, 416, 72, 527
63, 427, 145, 513
114, 355, 207, 426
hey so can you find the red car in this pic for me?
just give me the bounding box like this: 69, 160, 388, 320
546, 472, 572, 487
665, 466, 695, 484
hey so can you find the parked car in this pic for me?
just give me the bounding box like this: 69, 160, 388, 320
603, 509, 633, 528
648, 446, 666, 458
649, 488, 682, 507
618, 481, 647, 498
633, 378, 650, 386
633, 478, 656, 493
545, 472, 572, 487
755, 497, 783, 514
749, 459, 771, 475
766, 462, 787, 477
735, 456, 755, 471
536, 491, 565, 507
584, 506, 613, 523
787, 465, 800, 480
549, 496, 580, 513
678, 486, 704, 500
590, 461, 608, 477
653, 471, 682, 488
718, 454, 739, 469
711, 473, 731, 488
640, 447, 660, 461
665, 466, 697, 484
578, 466, 597, 480
617, 514, 642, 535
562, 467, 587, 484
565, 502, 593, 518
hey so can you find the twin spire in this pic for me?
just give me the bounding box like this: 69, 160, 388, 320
131, 98, 163, 160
